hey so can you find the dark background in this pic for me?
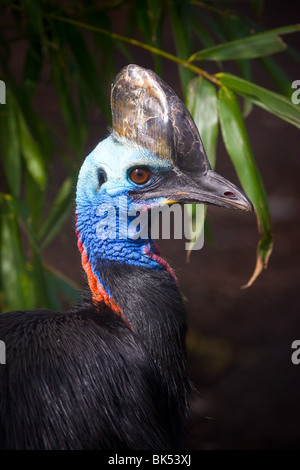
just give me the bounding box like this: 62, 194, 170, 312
2, 0, 300, 449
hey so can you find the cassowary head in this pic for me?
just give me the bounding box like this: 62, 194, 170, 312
76, 65, 253, 309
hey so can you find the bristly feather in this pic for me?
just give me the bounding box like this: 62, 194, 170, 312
97, 262, 190, 442
0, 286, 188, 450
0, 64, 252, 450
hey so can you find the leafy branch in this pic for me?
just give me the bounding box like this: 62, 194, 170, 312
0, 0, 299, 311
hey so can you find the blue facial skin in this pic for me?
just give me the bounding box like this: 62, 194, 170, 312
76, 135, 173, 294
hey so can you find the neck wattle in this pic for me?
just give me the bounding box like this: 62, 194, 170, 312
76, 194, 178, 324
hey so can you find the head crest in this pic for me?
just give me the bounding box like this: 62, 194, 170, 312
111, 64, 210, 175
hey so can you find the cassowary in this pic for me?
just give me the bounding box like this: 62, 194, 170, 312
0, 65, 253, 450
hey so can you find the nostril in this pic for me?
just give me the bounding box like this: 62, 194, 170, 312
98, 169, 107, 188
224, 191, 236, 198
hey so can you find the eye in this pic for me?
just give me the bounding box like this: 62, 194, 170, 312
129, 167, 153, 185
98, 169, 107, 188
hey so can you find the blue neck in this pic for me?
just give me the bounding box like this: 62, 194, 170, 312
76, 192, 172, 303
75, 134, 176, 307
77, 192, 162, 264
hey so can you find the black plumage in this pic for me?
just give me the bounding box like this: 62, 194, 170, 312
0, 269, 188, 450
0, 64, 252, 450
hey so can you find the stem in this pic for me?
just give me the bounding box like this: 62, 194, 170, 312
47, 13, 221, 87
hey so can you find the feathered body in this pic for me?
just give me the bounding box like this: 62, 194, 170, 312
0, 134, 189, 450
0, 275, 187, 450
0, 65, 252, 450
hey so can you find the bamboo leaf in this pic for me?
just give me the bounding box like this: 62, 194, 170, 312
0, 195, 31, 310
85, 10, 116, 81
186, 76, 218, 255
25, 170, 45, 229
191, 16, 217, 49
147, 0, 163, 44
146, 0, 163, 73
258, 56, 292, 96
168, 0, 194, 95
186, 76, 218, 169
23, 0, 44, 38
23, 41, 44, 95
64, 23, 108, 115
10, 85, 50, 158
17, 108, 46, 190
135, 0, 152, 43
49, 46, 83, 150
216, 72, 300, 128
0, 94, 21, 196
3, 193, 55, 309
219, 16, 253, 80
189, 24, 300, 62
46, 266, 80, 306
22, 0, 44, 94
218, 86, 273, 286
38, 176, 74, 249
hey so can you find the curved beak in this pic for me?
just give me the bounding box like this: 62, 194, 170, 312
172, 169, 254, 212
133, 169, 253, 212
112, 65, 253, 213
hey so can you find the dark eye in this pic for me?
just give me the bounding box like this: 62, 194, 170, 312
129, 167, 152, 185
98, 169, 107, 188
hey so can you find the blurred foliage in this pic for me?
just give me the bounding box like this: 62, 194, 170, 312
0, 0, 299, 311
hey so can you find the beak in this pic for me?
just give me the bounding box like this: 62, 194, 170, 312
171, 169, 254, 211
133, 169, 253, 212
112, 65, 253, 213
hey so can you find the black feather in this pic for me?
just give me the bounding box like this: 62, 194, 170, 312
0, 265, 189, 450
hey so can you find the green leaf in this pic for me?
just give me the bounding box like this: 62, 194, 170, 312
135, 0, 152, 43
191, 16, 217, 50
65, 23, 108, 115
85, 10, 116, 82
146, 0, 163, 74
250, 0, 265, 18
147, 0, 163, 44
219, 16, 253, 80
0, 94, 21, 196
200, 10, 228, 43
191, 14, 224, 70
38, 176, 74, 249
46, 266, 80, 306
218, 87, 273, 286
0, 195, 31, 310
216, 72, 300, 128
169, 0, 194, 95
10, 84, 50, 158
23, 0, 44, 38
17, 108, 46, 190
258, 56, 291, 96
22, 0, 44, 94
188, 24, 300, 62
2, 193, 56, 309
185, 76, 218, 255
23, 41, 44, 95
24, 170, 45, 229
49, 46, 83, 150
186, 76, 218, 169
